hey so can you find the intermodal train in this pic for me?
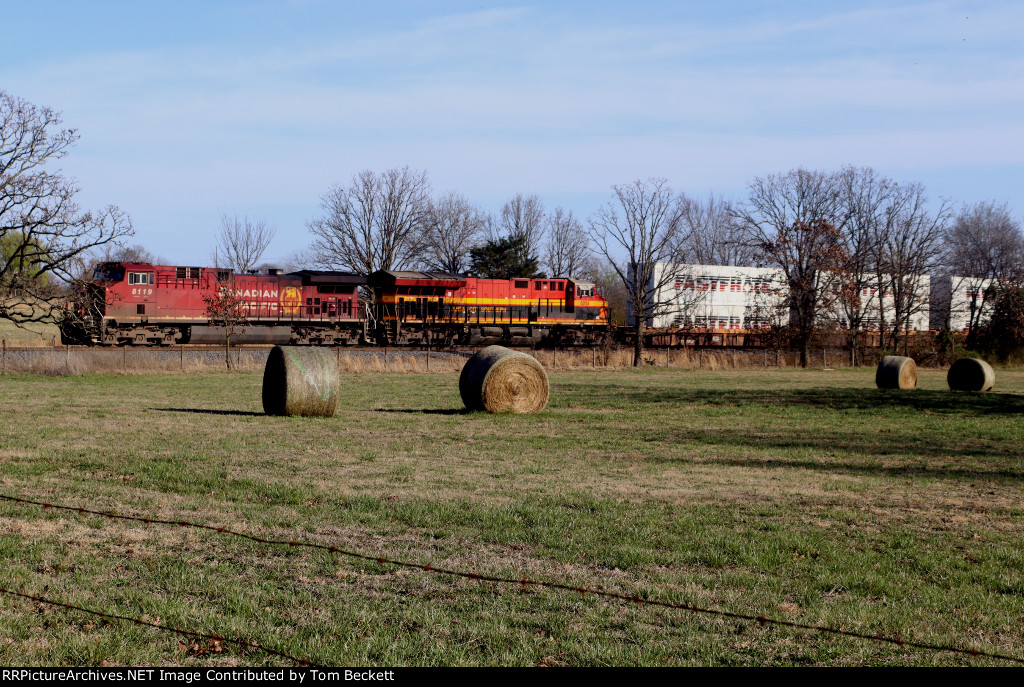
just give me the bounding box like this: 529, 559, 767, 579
59, 262, 611, 347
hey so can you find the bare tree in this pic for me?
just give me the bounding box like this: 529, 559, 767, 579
873, 182, 950, 354
590, 178, 689, 366
679, 193, 757, 267
942, 200, 1023, 348
837, 166, 897, 364
543, 207, 591, 277
735, 168, 849, 367
66, 243, 162, 282
202, 289, 249, 370
105, 244, 161, 264
0, 90, 132, 323
584, 257, 628, 326
420, 190, 484, 274
307, 167, 430, 275
495, 193, 546, 262
212, 215, 276, 273
745, 272, 793, 364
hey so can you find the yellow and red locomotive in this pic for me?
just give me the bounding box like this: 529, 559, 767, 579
61, 262, 610, 347
367, 271, 608, 346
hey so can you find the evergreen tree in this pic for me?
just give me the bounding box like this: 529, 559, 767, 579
468, 234, 544, 279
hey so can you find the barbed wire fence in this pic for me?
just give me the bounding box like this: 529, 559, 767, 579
0, 586, 316, 667
1, 493, 1021, 666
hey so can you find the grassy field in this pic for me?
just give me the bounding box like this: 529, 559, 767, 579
0, 317, 60, 346
0, 366, 1021, 666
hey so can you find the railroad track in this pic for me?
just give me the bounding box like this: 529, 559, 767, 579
0, 343, 765, 353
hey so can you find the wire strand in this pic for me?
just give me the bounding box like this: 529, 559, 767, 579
0, 586, 317, 666
2, 492, 1020, 665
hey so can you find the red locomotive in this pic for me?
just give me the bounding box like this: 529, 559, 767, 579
60, 262, 610, 347
62, 262, 365, 346
367, 271, 608, 346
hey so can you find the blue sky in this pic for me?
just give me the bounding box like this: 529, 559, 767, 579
2, 1, 1021, 265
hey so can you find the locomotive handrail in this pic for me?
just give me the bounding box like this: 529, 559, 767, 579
61, 260, 613, 348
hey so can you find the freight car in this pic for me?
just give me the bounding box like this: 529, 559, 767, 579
59, 262, 611, 347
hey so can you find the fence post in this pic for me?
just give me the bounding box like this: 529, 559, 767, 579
425, 345, 430, 372
66, 344, 70, 373
180, 344, 184, 372
123, 346, 127, 370
592, 347, 596, 368
2, 339, 5, 375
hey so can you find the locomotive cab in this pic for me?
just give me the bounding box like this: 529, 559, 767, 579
565, 278, 605, 322
93, 262, 126, 283
564, 278, 595, 313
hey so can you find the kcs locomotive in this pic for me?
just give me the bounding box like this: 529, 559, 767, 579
60, 262, 610, 348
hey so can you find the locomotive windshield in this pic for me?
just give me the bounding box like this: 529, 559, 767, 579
92, 263, 126, 282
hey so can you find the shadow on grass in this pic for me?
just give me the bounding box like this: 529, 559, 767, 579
151, 407, 265, 417
642, 420, 1024, 481
371, 408, 470, 415
628, 387, 1024, 416
687, 449, 1024, 482
542, 385, 1024, 480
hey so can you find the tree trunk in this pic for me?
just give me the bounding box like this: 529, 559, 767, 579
633, 319, 644, 367
966, 300, 980, 349
225, 337, 232, 370
793, 322, 811, 369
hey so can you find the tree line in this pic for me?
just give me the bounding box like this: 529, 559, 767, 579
3, 89, 1023, 366
298, 166, 1023, 366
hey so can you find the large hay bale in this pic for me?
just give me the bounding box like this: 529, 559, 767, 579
262, 346, 339, 417
947, 357, 995, 392
876, 355, 917, 389
459, 345, 549, 413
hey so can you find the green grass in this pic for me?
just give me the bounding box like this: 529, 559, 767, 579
0, 366, 1022, 666
0, 317, 59, 346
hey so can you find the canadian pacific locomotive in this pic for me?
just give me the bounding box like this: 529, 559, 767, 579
59, 262, 610, 347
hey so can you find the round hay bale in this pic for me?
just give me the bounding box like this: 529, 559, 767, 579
459, 345, 549, 413
262, 346, 339, 417
947, 357, 995, 392
876, 355, 917, 389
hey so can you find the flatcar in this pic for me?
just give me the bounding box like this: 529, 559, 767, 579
60, 262, 611, 347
